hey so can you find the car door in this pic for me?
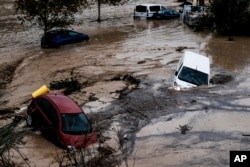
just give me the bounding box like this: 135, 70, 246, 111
68, 31, 81, 43
134, 5, 148, 18
36, 98, 59, 139
58, 30, 70, 45
27, 99, 46, 128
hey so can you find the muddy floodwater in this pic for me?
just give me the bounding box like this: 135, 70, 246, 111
1, 0, 250, 166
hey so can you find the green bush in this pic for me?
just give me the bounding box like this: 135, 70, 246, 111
209, 0, 250, 35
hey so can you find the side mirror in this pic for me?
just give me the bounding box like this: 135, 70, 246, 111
175, 71, 178, 76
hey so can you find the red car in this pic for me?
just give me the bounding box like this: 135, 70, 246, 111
27, 93, 97, 148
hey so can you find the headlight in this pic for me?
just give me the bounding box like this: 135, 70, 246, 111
67, 145, 76, 152
174, 86, 181, 91
174, 82, 181, 91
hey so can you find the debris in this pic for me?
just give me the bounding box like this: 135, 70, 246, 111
177, 124, 192, 134
176, 46, 187, 52
210, 74, 233, 84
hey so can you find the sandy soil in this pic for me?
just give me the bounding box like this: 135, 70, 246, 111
1, 0, 250, 167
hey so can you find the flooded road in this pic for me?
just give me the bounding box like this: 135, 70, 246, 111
1, 0, 250, 166
206, 35, 250, 71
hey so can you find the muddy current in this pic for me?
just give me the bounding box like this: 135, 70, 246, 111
1, 0, 250, 166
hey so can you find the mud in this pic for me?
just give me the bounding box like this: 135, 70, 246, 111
1, 0, 250, 166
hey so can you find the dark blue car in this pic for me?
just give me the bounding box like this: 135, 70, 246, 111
41, 29, 89, 48
152, 9, 180, 20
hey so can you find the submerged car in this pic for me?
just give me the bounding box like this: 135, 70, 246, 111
27, 93, 97, 148
134, 4, 167, 19
173, 50, 210, 90
152, 9, 180, 19
41, 29, 89, 48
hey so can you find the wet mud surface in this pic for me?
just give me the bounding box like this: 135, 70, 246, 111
1, 0, 250, 166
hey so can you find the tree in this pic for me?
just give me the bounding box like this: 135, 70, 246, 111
15, 0, 89, 34
95, 0, 129, 22
209, 0, 250, 35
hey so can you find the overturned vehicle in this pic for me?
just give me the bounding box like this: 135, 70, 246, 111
173, 50, 210, 90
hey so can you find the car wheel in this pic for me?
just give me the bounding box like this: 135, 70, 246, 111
26, 114, 33, 127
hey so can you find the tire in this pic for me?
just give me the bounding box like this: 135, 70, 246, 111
26, 114, 33, 127
41, 37, 48, 48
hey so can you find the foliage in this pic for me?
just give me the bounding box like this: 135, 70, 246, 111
49, 69, 82, 95
209, 0, 250, 35
95, 0, 129, 21
96, 0, 129, 6
53, 126, 129, 167
14, 0, 90, 33
0, 116, 28, 166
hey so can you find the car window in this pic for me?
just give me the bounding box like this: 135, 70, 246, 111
59, 31, 69, 37
68, 31, 79, 36
161, 6, 167, 10
173, 10, 178, 15
37, 98, 59, 128
149, 6, 161, 12
45, 32, 56, 39
165, 11, 171, 15
135, 5, 147, 12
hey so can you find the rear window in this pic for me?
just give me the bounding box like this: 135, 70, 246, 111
135, 5, 147, 12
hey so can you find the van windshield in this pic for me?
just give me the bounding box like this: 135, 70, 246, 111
178, 66, 208, 86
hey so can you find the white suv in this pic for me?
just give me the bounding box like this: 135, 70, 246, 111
134, 4, 167, 19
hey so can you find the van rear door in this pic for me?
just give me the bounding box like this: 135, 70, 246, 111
134, 5, 148, 18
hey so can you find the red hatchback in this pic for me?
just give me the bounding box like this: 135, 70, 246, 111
27, 93, 97, 148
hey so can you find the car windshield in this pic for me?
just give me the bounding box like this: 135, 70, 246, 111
178, 66, 208, 86
61, 113, 91, 135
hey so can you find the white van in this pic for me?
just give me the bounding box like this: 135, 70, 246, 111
173, 50, 210, 89
134, 4, 167, 19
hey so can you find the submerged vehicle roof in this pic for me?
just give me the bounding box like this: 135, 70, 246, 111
181, 50, 210, 74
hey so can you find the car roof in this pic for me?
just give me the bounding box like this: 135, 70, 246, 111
136, 4, 163, 7
182, 50, 210, 74
40, 93, 83, 114
46, 29, 74, 34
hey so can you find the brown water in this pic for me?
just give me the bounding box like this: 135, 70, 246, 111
1, 0, 250, 166
206, 35, 250, 71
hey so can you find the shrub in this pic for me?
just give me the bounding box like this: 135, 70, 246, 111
209, 0, 250, 35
